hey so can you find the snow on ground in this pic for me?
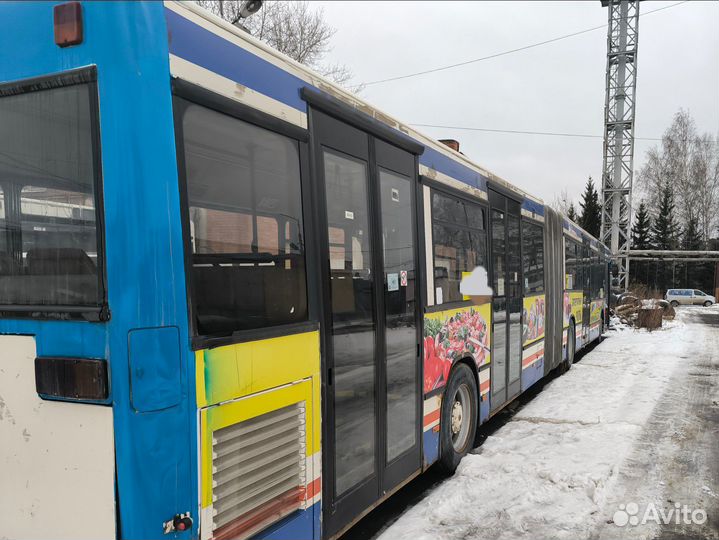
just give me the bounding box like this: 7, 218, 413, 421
379, 307, 718, 540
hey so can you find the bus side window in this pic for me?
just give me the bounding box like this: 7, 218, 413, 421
430, 190, 486, 304
564, 240, 577, 290
177, 99, 308, 337
521, 220, 544, 295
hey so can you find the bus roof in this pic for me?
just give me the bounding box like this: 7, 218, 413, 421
168, 1, 543, 208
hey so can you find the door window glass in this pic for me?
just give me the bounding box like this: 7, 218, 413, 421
507, 214, 522, 384
491, 209, 506, 394
380, 169, 417, 462
323, 149, 376, 496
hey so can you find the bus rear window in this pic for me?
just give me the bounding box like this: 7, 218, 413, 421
0, 76, 103, 311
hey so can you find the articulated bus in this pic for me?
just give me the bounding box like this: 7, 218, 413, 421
0, 3, 611, 540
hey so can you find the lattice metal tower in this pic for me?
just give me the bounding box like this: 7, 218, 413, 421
600, 0, 640, 291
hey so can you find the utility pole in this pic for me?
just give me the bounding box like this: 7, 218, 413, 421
600, 0, 639, 291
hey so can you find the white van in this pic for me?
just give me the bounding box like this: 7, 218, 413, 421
665, 289, 716, 307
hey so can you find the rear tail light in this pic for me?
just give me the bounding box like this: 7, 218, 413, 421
54, 2, 84, 47
35, 356, 108, 402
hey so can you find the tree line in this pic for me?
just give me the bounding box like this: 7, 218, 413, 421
555, 110, 718, 292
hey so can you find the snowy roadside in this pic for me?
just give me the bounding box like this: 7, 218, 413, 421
378, 308, 717, 540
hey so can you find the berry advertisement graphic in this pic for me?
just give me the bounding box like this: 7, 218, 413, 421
423, 305, 491, 393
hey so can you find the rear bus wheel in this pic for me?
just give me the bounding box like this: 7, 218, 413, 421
438, 363, 478, 473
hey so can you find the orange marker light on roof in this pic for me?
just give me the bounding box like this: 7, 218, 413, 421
54, 2, 83, 47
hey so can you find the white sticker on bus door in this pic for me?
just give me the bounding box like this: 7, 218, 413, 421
387, 273, 399, 292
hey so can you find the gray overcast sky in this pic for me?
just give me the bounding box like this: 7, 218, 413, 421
317, 1, 719, 206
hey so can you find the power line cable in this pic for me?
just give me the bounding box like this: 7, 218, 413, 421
350, 1, 688, 90
408, 123, 718, 143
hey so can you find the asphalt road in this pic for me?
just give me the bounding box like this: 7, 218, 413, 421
595, 307, 719, 540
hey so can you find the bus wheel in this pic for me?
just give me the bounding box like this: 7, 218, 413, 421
564, 321, 576, 373
670, 300, 679, 307
438, 363, 478, 473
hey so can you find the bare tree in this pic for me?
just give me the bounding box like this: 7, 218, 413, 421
637, 109, 719, 242
549, 187, 573, 215
195, 1, 356, 87
691, 132, 719, 241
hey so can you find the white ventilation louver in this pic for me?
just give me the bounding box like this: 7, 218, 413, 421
211, 402, 307, 540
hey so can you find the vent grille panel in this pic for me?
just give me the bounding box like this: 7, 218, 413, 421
211, 402, 306, 539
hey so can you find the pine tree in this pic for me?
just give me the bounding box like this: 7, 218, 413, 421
631, 202, 653, 249
681, 217, 703, 250
651, 183, 680, 291
680, 216, 707, 291
629, 202, 652, 287
567, 203, 578, 222
578, 177, 601, 238
651, 183, 680, 250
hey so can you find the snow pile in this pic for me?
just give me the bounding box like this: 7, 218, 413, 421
379, 314, 695, 540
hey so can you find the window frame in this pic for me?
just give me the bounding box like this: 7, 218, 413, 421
521, 217, 545, 295
0, 66, 108, 321
172, 79, 317, 350
564, 236, 581, 291
424, 179, 488, 311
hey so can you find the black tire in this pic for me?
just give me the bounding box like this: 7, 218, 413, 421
438, 363, 478, 473
670, 300, 679, 307
704, 301, 712, 307
563, 320, 576, 373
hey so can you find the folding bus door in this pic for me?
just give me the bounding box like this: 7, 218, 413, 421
309, 107, 422, 538
489, 188, 523, 411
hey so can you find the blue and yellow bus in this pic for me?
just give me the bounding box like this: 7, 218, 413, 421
0, 2, 610, 539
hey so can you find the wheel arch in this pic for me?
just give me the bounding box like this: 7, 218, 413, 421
450, 356, 480, 400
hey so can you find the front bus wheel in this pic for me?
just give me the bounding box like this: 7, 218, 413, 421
438, 363, 478, 473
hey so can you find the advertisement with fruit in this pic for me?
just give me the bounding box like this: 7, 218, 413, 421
423, 305, 491, 393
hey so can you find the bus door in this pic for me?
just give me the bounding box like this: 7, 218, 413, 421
310, 108, 422, 537
582, 244, 591, 341
488, 189, 523, 410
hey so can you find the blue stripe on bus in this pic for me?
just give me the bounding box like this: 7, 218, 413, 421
522, 197, 545, 216
422, 428, 440, 468
521, 357, 544, 391
253, 501, 320, 540
564, 218, 585, 239
165, 8, 308, 111
419, 146, 488, 192
479, 394, 490, 424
